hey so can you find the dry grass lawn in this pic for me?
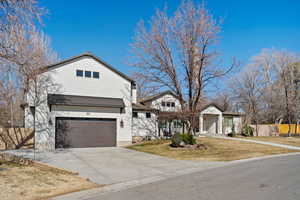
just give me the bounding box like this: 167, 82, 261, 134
245, 136, 300, 147
0, 161, 100, 200
127, 137, 298, 161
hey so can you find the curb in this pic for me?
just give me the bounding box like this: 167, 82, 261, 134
52, 152, 300, 200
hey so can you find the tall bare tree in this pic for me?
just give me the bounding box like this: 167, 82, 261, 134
130, 1, 234, 133
230, 66, 264, 136
230, 49, 299, 136
0, 0, 56, 126
0, 0, 58, 150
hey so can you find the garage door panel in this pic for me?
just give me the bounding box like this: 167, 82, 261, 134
55, 118, 116, 148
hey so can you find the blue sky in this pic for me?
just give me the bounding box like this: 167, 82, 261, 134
40, 0, 300, 75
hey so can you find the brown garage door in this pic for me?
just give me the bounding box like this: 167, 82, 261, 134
55, 117, 116, 148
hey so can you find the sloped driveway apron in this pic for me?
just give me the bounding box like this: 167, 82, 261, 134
25, 147, 223, 185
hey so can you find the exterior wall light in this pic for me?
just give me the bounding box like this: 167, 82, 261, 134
120, 119, 124, 128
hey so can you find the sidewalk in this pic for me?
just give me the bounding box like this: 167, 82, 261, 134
211, 136, 300, 151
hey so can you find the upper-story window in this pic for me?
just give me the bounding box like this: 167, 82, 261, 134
77, 70, 100, 79
93, 72, 100, 79
85, 71, 92, 78
161, 101, 175, 107
76, 70, 83, 77
146, 112, 151, 118
133, 112, 138, 118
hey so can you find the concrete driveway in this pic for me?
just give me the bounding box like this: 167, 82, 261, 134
7, 147, 224, 185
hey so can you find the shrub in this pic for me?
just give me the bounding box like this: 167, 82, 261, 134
242, 124, 254, 137
171, 133, 196, 147
171, 133, 183, 147
181, 133, 196, 145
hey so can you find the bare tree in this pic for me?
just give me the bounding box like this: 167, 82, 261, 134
272, 51, 299, 136
130, 1, 235, 133
230, 49, 300, 136
230, 66, 264, 136
212, 91, 232, 111
0, 0, 58, 150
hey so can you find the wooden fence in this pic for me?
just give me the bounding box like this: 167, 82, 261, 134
277, 124, 300, 135
250, 125, 279, 136
249, 124, 300, 136
0, 128, 34, 150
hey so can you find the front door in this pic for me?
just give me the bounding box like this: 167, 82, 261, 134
203, 115, 218, 135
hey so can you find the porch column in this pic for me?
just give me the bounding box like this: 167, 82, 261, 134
218, 113, 223, 134
199, 113, 203, 134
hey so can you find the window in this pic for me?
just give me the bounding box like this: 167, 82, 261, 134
133, 112, 138, 118
174, 120, 182, 128
146, 112, 151, 118
224, 117, 233, 128
159, 121, 167, 128
166, 102, 171, 107
76, 70, 83, 77
161, 101, 166, 107
85, 71, 91, 78
93, 72, 100, 79
171, 102, 175, 107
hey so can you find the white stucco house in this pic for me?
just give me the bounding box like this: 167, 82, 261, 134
24, 53, 243, 150
25, 53, 137, 150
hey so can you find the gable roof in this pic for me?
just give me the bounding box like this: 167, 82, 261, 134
198, 103, 225, 112
42, 52, 135, 83
139, 90, 179, 103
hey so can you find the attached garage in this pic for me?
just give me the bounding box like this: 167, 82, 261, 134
55, 117, 117, 148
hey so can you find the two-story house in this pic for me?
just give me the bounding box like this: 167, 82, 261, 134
137, 91, 183, 137
25, 53, 136, 150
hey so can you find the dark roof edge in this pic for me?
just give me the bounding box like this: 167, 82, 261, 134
139, 90, 179, 103
223, 111, 245, 116
48, 93, 125, 101
47, 93, 125, 108
42, 52, 135, 83
132, 103, 158, 112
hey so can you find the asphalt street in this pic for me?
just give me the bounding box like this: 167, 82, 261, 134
88, 154, 300, 200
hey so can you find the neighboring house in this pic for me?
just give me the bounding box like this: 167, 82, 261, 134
199, 103, 243, 135
138, 91, 184, 137
139, 93, 244, 137
139, 91, 182, 112
25, 53, 136, 150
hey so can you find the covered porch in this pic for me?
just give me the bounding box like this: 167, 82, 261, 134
199, 104, 223, 135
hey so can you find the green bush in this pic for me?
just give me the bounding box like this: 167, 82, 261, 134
171, 133, 182, 147
242, 124, 254, 137
171, 133, 196, 147
181, 133, 196, 145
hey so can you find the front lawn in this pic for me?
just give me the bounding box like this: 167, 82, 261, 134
244, 136, 300, 147
127, 137, 298, 161
0, 160, 99, 200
